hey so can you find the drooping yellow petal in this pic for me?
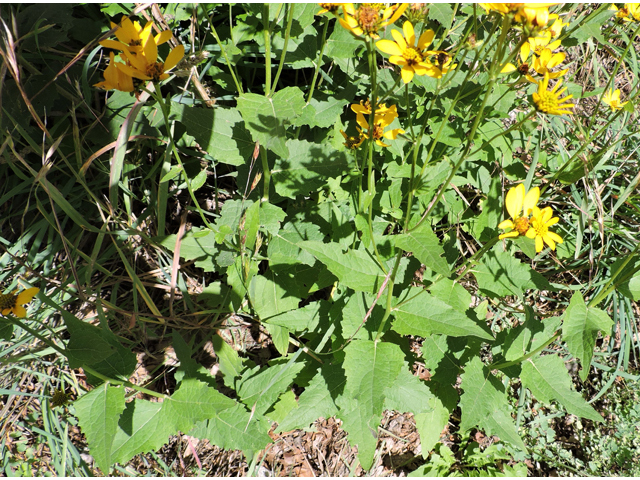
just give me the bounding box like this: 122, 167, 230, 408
155, 30, 173, 46
498, 219, 515, 230
376, 39, 404, 56
400, 66, 414, 84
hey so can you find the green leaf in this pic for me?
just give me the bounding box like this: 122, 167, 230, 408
154, 227, 218, 272
562, 291, 613, 381
460, 357, 525, 450
264, 300, 328, 333
190, 403, 272, 456
236, 87, 305, 158
169, 103, 253, 166
299, 241, 385, 293
110, 399, 173, 467
74, 384, 126, 473
392, 287, 493, 340
474, 248, 553, 298
267, 390, 299, 424
337, 340, 405, 470
211, 334, 244, 390
521, 354, 602, 422
395, 223, 450, 276
249, 273, 300, 321
276, 364, 345, 432
293, 85, 357, 128
268, 221, 324, 267
272, 139, 350, 199
237, 357, 305, 416
502, 307, 562, 362
162, 378, 236, 433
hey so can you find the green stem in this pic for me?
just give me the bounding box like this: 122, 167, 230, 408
490, 333, 561, 371
588, 242, 640, 308
307, 16, 330, 103
82, 365, 166, 399
263, 4, 272, 96
208, 20, 243, 95
260, 146, 270, 202
271, 3, 295, 95
147, 87, 214, 230
5, 316, 66, 357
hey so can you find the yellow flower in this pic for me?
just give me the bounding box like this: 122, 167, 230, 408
339, 3, 408, 39
526, 206, 563, 252
341, 130, 365, 149
100, 17, 172, 55
532, 73, 574, 115
543, 13, 568, 38
118, 32, 185, 82
602, 88, 628, 111
498, 183, 540, 239
611, 3, 640, 21
0, 287, 39, 318
376, 21, 441, 83
351, 100, 404, 147
479, 3, 558, 27
94, 52, 135, 92
317, 3, 344, 15
529, 47, 568, 79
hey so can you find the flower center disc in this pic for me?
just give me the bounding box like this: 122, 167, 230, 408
357, 6, 380, 34
403, 47, 423, 65
514, 216, 530, 235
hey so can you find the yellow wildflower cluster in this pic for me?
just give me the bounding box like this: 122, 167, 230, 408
0, 287, 39, 318
611, 3, 640, 22
479, 3, 558, 30
343, 99, 404, 148
376, 21, 455, 83
95, 17, 185, 92
498, 184, 563, 253
602, 88, 628, 111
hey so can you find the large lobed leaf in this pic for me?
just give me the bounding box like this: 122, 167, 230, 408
562, 291, 613, 381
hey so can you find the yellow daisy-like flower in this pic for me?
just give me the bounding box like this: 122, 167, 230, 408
529, 47, 568, 79
351, 100, 404, 147
118, 32, 185, 82
602, 88, 628, 111
94, 52, 135, 92
532, 73, 574, 115
611, 3, 640, 22
498, 183, 540, 239
543, 13, 568, 38
317, 3, 344, 16
0, 287, 40, 318
526, 206, 563, 252
479, 3, 557, 27
340, 129, 365, 149
100, 17, 172, 55
375, 21, 442, 83
339, 3, 408, 39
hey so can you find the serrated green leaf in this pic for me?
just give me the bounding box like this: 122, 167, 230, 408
74, 384, 126, 473
293, 84, 357, 128
503, 307, 562, 362
268, 221, 324, 267
562, 291, 613, 381
384, 366, 433, 415
474, 248, 553, 298
259, 203, 286, 235
299, 241, 385, 293
521, 354, 602, 422
162, 378, 236, 433
392, 287, 493, 340
190, 403, 272, 456
169, 104, 253, 166
267, 390, 298, 424
272, 139, 350, 199
460, 357, 525, 450
264, 300, 328, 333
276, 364, 345, 432
110, 399, 173, 467
429, 278, 471, 313
237, 87, 305, 158
249, 273, 300, 321
237, 357, 305, 416
337, 340, 405, 470
395, 223, 450, 276
211, 334, 244, 390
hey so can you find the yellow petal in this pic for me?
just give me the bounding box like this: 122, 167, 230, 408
547, 231, 563, 244
498, 219, 515, 230
417, 29, 434, 50
13, 305, 27, 318
501, 63, 517, 73
144, 34, 158, 64
16, 287, 39, 304
525, 228, 537, 239
390, 29, 407, 50
535, 235, 544, 252
402, 21, 415, 46
499, 231, 519, 239
505, 184, 525, 220
400, 66, 414, 84
377, 39, 403, 56
523, 186, 540, 216
100, 39, 127, 51
164, 44, 185, 71
543, 234, 556, 250
155, 30, 173, 46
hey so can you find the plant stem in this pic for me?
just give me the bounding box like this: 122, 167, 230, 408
263, 4, 272, 96
271, 3, 295, 95
208, 20, 243, 95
